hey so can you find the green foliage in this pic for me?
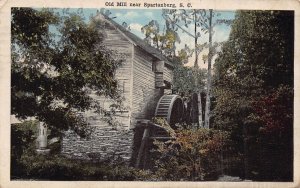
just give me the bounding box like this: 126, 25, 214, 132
11, 121, 38, 177
152, 126, 230, 181
13, 146, 144, 180
213, 10, 293, 180
141, 10, 217, 94
11, 121, 38, 158
172, 63, 207, 93
141, 20, 179, 58
141, 20, 160, 47
17, 152, 133, 180
214, 10, 293, 90
11, 8, 123, 137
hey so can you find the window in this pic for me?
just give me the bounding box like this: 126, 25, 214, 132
152, 62, 157, 72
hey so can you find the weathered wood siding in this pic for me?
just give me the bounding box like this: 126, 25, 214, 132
163, 65, 173, 84
102, 27, 133, 115
131, 46, 163, 126
83, 24, 134, 128
61, 23, 134, 162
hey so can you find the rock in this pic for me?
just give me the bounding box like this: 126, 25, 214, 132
48, 137, 60, 145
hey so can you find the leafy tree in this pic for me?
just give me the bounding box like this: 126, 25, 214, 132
11, 8, 122, 137
141, 20, 161, 50
163, 9, 208, 68
213, 10, 293, 180
162, 9, 231, 128
172, 63, 206, 94
141, 19, 180, 58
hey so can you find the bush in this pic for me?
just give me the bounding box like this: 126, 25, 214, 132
151, 125, 231, 181
11, 121, 38, 178
12, 144, 150, 181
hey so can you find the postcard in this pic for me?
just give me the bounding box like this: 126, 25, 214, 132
0, 0, 299, 187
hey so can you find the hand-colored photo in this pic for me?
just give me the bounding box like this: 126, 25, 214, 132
10, 8, 294, 181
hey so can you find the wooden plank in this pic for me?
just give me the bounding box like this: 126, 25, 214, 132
135, 127, 150, 168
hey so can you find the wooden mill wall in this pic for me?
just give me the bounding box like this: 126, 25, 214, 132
61, 24, 134, 162
103, 24, 133, 117
131, 46, 164, 126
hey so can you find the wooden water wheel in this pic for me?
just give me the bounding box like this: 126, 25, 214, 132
154, 94, 184, 126
134, 95, 184, 168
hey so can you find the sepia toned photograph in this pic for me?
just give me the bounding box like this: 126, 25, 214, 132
6, 2, 295, 185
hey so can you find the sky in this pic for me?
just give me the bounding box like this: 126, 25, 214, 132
53, 8, 236, 69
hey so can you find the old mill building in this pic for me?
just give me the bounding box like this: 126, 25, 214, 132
58, 12, 184, 168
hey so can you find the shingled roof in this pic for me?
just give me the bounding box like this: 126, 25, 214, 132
95, 13, 173, 67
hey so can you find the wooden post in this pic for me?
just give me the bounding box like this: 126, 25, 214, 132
135, 127, 150, 168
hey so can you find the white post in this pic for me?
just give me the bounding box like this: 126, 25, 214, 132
36, 122, 50, 154
38, 122, 47, 149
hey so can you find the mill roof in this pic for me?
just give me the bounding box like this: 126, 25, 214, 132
96, 13, 173, 68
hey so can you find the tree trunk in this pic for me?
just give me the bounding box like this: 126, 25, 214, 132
194, 10, 199, 69
204, 9, 213, 129
198, 92, 203, 127
193, 10, 203, 128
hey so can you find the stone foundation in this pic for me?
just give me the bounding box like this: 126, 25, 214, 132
61, 125, 134, 163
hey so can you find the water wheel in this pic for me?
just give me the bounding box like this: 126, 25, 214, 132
134, 95, 184, 169
154, 94, 184, 126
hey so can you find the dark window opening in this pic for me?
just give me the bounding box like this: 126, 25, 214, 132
152, 62, 157, 72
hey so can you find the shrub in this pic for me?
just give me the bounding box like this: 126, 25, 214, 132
11, 121, 38, 178
12, 141, 150, 180
152, 126, 231, 181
